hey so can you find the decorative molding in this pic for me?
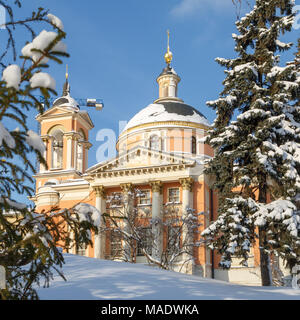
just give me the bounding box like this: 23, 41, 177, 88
40, 134, 51, 142
87, 164, 191, 180
36, 108, 93, 130
150, 181, 162, 194
118, 121, 210, 146
94, 185, 106, 198
86, 146, 196, 175
33, 169, 81, 179
82, 141, 93, 150
120, 183, 133, 193
64, 132, 80, 140
179, 177, 194, 191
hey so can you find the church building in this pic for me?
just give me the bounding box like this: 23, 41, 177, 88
31, 35, 264, 286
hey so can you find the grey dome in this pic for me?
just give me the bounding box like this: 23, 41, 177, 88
158, 101, 206, 118
52, 95, 79, 109
52, 79, 79, 110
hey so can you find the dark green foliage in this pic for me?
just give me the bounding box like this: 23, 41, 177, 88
202, 0, 300, 285
0, 1, 98, 299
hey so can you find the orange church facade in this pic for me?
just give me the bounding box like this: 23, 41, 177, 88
31, 54, 267, 285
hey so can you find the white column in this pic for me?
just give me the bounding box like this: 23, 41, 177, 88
94, 186, 106, 259
39, 137, 48, 173
73, 137, 78, 170
150, 181, 163, 260
179, 177, 194, 274
120, 183, 134, 262
84, 145, 89, 171
66, 136, 73, 169
168, 79, 177, 97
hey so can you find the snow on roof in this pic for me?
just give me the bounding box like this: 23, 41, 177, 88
52, 93, 79, 110
122, 101, 211, 133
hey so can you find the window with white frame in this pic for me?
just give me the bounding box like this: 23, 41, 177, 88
137, 227, 152, 256
109, 192, 123, 208
191, 136, 197, 155
150, 134, 160, 151
138, 190, 151, 205
76, 243, 86, 256
168, 188, 180, 203
167, 225, 181, 248
110, 230, 123, 259
161, 137, 165, 152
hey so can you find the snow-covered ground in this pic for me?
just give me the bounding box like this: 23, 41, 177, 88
37, 254, 300, 300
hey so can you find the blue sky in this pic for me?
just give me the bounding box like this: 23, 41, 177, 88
4, 0, 299, 204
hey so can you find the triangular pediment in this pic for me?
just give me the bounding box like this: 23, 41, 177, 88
86, 146, 196, 174
36, 106, 76, 120
36, 107, 94, 129
77, 111, 94, 129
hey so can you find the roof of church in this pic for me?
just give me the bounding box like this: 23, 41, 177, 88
52, 79, 79, 111
52, 95, 79, 110
122, 100, 211, 132
158, 65, 179, 78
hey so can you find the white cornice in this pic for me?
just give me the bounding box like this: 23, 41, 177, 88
86, 146, 196, 175
34, 169, 82, 179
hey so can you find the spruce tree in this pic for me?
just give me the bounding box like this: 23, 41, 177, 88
202, 0, 300, 286
0, 2, 100, 299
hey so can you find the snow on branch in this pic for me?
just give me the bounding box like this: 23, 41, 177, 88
25, 130, 46, 153
22, 30, 67, 64
30, 72, 56, 90
254, 199, 299, 239
47, 14, 64, 31
72, 203, 101, 227
0, 122, 16, 148
2, 64, 21, 90
0, 197, 27, 210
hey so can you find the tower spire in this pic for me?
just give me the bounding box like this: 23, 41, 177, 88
62, 64, 70, 96
164, 30, 173, 66
66, 64, 69, 81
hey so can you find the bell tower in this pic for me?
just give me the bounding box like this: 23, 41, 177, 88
155, 30, 183, 104
34, 68, 94, 194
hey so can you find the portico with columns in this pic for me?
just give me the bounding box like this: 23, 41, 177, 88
83, 145, 209, 275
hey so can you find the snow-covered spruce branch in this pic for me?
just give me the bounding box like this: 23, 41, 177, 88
0, 2, 98, 300
203, 0, 299, 286
0, 204, 100, 300
0, 2, 64, 64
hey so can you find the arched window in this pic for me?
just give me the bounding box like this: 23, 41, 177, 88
52, 130, 64, 169
191, 136, 197, 155
150, 135, 160, 151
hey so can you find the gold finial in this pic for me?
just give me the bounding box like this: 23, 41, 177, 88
66, 64, 69, 80
164, 29, 173, 65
